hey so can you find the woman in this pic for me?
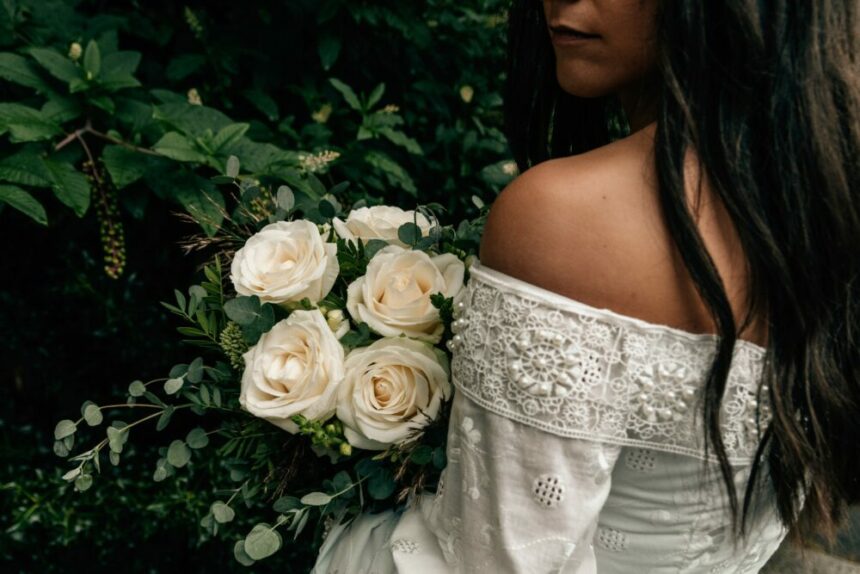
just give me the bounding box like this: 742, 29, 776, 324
314, 0, 860, 572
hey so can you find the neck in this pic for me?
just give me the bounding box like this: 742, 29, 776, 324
618, 78, 659, 134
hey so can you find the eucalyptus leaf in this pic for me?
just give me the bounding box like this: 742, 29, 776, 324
164, 377, 184, 395
166, 439, 191, 467
410, 445, 433, 465
53, 440, 70, 457
397, 221, 422, 246
106, 426, 126, 454
83, 403, 103, 427
233, 540, 256, 566
244, 523, 283, 561
225, 154, 240, 177
224, 296, 262, 325
63, 467, 82, 481
211, 501, 235, 524
299, 491, 332, 506
75, 473, 93, 492
186, 357, 204, 383
186, 427, 209, 449
54, 419, 77, 440
368, 468, 395, 500
276, 186, 294, 211
128, 380, 146, 397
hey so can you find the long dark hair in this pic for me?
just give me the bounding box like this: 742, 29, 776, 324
504, 0, 860, 541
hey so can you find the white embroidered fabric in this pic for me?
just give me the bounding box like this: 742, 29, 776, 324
312, 259, 788, 574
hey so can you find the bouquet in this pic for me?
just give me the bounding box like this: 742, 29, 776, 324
51, 155, 487, 566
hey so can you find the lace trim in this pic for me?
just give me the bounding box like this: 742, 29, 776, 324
449, 260, 770, 464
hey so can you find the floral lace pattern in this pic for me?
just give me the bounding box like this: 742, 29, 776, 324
450, 261, 770, 464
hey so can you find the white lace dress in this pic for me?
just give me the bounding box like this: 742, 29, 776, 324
312, 259, 788, 573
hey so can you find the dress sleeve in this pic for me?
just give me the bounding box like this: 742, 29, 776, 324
418, 392, 622, 573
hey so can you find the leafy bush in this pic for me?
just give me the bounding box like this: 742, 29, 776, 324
0, 0, 512, 571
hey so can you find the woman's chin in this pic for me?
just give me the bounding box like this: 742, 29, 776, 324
554, 66, 615, 98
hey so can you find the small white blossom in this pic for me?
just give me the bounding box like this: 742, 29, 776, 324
187, 88, 202, 106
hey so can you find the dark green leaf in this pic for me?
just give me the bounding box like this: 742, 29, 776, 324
83, 40, 100, 77
379, 127, 423, 155
318, 34, 342, 71
243, 89, 279, 120
40, 159, 90, 216
0, 103, 62, 142
367, 83, 385, 109
212, 124, 249, 152
329, 78, 361, 111
318, 198, 335, 218
0, 152, 50, 187
432, 447, 446, 469
175, 186, 225, 237
0, 185, 47, 225
156, 405, 175, 431
102, 145, 148, 189
152, 131, 207, 163
165, 54, 205, 81
368, 467, 395, 500
0, 52, 51, 93
28, 48, 81, 83
272, 496, 302, 513
410, 445, 433, 465
103, 51, 140, 75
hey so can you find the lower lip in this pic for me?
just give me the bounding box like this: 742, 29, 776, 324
551, 31, 599, 46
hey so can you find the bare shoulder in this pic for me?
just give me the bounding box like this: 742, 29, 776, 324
478, 125, 706, 328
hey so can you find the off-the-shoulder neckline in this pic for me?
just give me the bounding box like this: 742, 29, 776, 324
469, 259, 768, 355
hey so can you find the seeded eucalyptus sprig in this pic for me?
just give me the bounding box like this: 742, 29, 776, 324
53, 356, 232, 492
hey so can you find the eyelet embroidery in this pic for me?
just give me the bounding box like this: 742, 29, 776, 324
451, 265, 770, 464
625, 448, 658, 473
391, 538, 420, 554
532, 473, 566, 509
596, 527, 629, 552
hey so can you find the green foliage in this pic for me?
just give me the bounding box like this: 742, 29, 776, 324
2, 0, 512, 571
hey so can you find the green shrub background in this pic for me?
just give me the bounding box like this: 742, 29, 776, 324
0, 1, 512, 571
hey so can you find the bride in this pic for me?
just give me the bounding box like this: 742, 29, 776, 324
314, 0, 860, 572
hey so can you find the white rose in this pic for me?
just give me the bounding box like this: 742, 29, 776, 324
346, 245, 465, 343
239, 309, 345, 433
337, 337, 451, 450
230, 220, 339, 305
332, 205, 434, 248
